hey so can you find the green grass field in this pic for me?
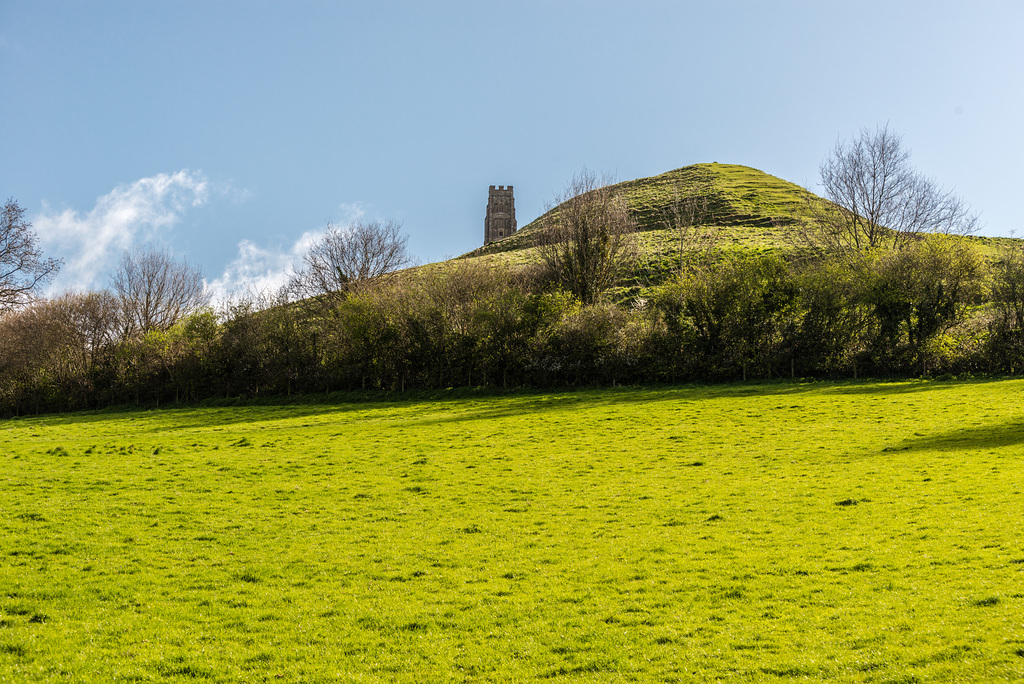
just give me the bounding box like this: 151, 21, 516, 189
2, 380, 1024, 682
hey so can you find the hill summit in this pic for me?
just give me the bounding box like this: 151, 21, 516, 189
466, 163, 821, 259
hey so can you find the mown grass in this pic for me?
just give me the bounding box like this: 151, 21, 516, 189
2, 380, 1024, 681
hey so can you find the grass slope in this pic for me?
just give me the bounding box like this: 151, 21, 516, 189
2, 381, 1024, 681
463, 163, 822, 262
457, 163, 1018, 275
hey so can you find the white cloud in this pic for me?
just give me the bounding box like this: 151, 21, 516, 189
33, 170, 209, 292
204, 231, 318, 305
205, 203, 367, 306
33, 176, 370, 306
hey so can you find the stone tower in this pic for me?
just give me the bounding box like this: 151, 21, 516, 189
484, 185, 516, 245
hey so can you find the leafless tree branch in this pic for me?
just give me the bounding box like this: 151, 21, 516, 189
807, 125, 979, 254
290, 219, 411, 302
0, 198, 62, 311
112, 245, 209, 338
537, 169, 637, 305
656, 175, 719, 275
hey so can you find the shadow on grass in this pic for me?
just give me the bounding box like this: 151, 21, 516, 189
14, 402, 359, 430
14, 377, 1023, 431
891, 417, 1024, 452
820, 379, 998, 397
390, 378, 1006, 428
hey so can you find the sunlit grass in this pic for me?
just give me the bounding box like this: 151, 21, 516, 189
2, 379, 1024, 681
457, 163, 1019, 279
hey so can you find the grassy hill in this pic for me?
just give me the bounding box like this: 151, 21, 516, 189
457, 163, 1016, 274
462, 163, 823, 263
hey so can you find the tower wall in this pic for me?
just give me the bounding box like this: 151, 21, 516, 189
484, 185, 517, 245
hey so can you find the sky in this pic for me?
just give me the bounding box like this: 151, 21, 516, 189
2, 1, 1021, 302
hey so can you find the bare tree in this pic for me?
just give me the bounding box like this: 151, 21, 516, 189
112, 245, 209, 338
291, 219, 410, 300
656, 173, 719, 276
538, 170, 637, 305
0, 290, 120, 411
0, 198, 62, 311
810, 125, 979, 252
51, 290, 121, 359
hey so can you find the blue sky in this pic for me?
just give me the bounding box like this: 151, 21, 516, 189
2, 1, 1021, 300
